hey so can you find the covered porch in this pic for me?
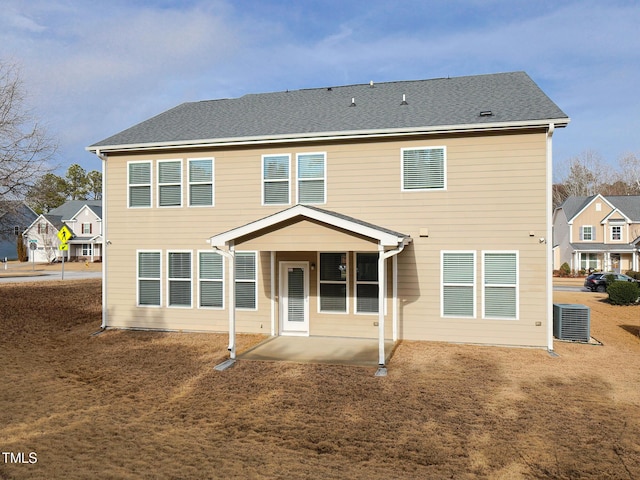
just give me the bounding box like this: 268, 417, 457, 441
208, 204, 411, 368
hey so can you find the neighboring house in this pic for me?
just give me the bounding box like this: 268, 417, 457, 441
23, 200, 102, 263
553, 194, 640, 273
88, 71, 569, 364
0, 202, 37, 260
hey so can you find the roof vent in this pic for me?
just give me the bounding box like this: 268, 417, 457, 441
479, 110, 493, 117
350, 97, 356, 107
401, 94, 408, 106
327, 87, 332, 91
369, 80, 374, 88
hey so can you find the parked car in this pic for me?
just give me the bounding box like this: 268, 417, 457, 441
584, 272, 639, 292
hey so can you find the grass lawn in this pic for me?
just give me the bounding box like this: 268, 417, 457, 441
1, 279, 640, 479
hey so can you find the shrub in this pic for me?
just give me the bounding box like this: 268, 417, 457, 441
607, 281, 640, 306
625, 270, 640, 280
559, 262, 571, 277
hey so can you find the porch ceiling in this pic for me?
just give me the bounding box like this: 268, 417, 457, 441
208, 204, 411, 250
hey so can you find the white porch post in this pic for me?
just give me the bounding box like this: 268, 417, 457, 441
270, 251, 276, 336
378, 244, 386, 366
228, 242, 236, 359
392, 254, 398, 342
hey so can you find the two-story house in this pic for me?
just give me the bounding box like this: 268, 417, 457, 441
23, 200, 103, 263
0, 201, 37, 260
553, 194, 640, 273
88, 72, 568, 365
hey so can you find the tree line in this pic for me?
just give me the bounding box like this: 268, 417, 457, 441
553, 150, 640, 208
27, 164, 101, 214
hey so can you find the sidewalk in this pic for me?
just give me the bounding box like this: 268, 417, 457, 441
0, 260, 102, 279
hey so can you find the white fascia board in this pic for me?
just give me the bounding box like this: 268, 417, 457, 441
88, 118, 570, 154
208, 205, 407, 248
600, 208, 632, 224
571, 194, 614, 222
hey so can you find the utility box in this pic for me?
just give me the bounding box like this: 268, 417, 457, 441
553, 303, 591, 342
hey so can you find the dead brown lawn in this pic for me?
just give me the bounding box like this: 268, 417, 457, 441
1, 279, 640, 479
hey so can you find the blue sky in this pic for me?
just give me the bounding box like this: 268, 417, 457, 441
1, 0, 639, 180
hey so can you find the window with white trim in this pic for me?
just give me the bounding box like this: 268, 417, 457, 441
82, 223, 92, 234
13, 226, 19, 236
235, 252, 257, 310
263, 154, 290, 205
402, 147, 446, 191
483, 252, 518, 319
580, 225, 594, 241
158, 160, 182, 207
138, 251, 161, 306
580, 253, 598, 271
168, 251, 192, 307
356, 253, 378, 313
297, 153, 326, 204
319, 252, 347, 313
128, 161, 152, 208
611, 225, 622, 241
189, 158, 214, 206
442, 251, 475, 317
199, 251, 224, 308
82, 244, 93, 256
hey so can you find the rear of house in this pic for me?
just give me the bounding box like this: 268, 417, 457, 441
89, 72, 568, 360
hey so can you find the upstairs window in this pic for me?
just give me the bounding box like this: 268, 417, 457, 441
402, 147, 446, 191
158, 160, 182, 207
128, 161, 152, 208
38, 223, 48, 234
82, 223, 92, 234
263, 155, 290, 205
297, 153, 326, 204
580, 226, 594, 241
483, 252, 518, 320
189, 158, 214, 207
611, 225, 622, 241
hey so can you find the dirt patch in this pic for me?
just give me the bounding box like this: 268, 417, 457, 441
1, 280, 639, 479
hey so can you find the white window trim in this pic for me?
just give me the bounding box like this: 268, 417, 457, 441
401, 146, 447, 192
354, 252, 387, 315
581, 225, 594, 241
441, 250, 476, 318
482, 250, 519, 321
137, 249, 162, 308
188, 157, 215, 207
262, 154, 291, 206
236, 251, 258, 311
296, 152, 327, 205
128, 160, 153, 209
197, 250, 225, 310
82, 244, 93, 256
157, 159, 183, 208
610, 225, 622, 241
166, 250, 193, 309
317, 251, 349, 314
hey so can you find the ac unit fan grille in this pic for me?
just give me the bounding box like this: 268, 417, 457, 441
553, 304, 590, 342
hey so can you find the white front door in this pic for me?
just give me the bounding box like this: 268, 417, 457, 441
279, 262, 309, 335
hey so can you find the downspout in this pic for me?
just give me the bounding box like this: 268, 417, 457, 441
213, 242, 236, 359
96, 149, 108, 330
378, 240, 407, 367
546, 124, 555, 352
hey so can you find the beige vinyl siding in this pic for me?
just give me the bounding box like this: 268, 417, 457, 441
104, 129, 549, 346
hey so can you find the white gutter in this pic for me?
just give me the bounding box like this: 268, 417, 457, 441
213, 243, 236, 359
87, 118, 570, 154
378, 240, 407, 367
546, 124, 554, 352
95, 149, 108, 329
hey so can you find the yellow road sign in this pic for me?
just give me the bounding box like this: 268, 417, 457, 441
59, 243, 69, 251
57, 225, 72, 244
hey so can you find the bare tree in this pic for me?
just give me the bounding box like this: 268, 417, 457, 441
619, 152, 640, 195
559, 150, 615, 198
0, 61, 56, 201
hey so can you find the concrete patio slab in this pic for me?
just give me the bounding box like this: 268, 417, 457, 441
238, 336, 397, 367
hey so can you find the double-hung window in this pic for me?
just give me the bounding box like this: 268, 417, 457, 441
158, 160, 182, 207
138, 251, 161, 306
401, 147, 446, 191
611, 225, 622, 241
82, 223, 92, 234
188, 158, 214, 207
235, 252, 257, 310
263, 155, 290, 205
297, 153, 326, 204
199, 251, 223, 308
483, 252, 518, 319
168, 251, 192, 307
319, 252, 347, 313
82, 244, 93, 256
128, 161, 152, 208
356, 253, 379, 313
442, 251, 475, 317
580, 226, 594, 241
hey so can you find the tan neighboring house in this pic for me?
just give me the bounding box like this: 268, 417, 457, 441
23, 200, 103, 263
553, 194, 640, 273
88, 72, 569, 364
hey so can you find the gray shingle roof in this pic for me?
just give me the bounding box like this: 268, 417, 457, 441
560, 195, 640, 222
48, 200, 102, 220
89, 71, 568, 150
